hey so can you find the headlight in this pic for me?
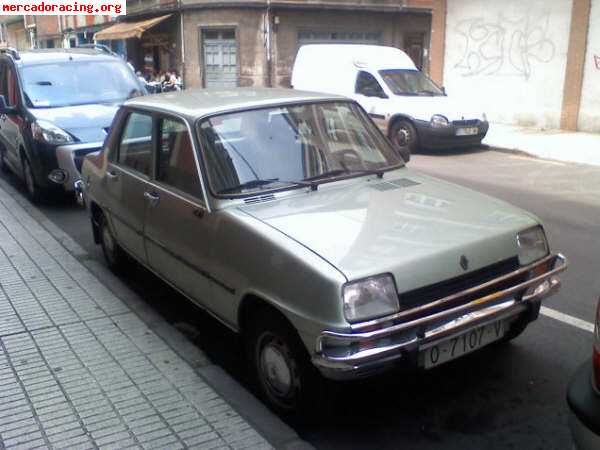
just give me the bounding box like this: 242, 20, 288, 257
31, 120, 74, 145
430, 114, 449, 128
342, 274, 399, 323
516, 226, 549, 265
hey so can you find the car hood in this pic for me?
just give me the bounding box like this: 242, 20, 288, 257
379, 95, 484, 122
31, 103, 120, 143
239, 168, 538, 293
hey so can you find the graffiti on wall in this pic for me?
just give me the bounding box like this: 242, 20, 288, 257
453, 10, 556, 79
595, 55, 600, 70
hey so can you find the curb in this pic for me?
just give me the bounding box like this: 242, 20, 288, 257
0, 176, 312, 450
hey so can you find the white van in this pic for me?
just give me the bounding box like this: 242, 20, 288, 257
291, 44, 488, 153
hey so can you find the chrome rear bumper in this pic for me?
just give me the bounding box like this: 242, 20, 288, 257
313, 253, 567, 380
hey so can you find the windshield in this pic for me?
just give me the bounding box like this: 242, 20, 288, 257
379, 69, 444, 96
20, 60, 142, 108
198, 101, 403, 197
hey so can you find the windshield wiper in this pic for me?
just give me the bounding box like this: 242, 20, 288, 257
303, 169, 349, 181
218, 178, 314, 195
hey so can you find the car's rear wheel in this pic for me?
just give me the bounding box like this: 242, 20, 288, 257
246, 308, 323, 416
22, 156, 42, 203
390, 119, 418, 155
99, 213, 125, 273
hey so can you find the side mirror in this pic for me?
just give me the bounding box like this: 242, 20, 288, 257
0, 95, 15, 114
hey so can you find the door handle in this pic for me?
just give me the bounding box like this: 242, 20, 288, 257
106, 170, 119, 180
143, 191, 160, 207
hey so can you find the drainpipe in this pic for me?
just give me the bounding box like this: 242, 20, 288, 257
265, 0, 272, 87
180, 4, 185, 86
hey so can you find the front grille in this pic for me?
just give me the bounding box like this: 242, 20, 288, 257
73, 147, 101, 173
452, 119, 480, 127
399, 257, 524, 315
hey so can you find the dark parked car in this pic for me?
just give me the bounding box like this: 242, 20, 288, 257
0, 46, 145, 202
567, 298, 600, 450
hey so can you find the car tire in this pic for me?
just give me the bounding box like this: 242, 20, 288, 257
22, 156, 43, 203
246, 308, 324, 416
390, 119, 418, 155
0, 145, 9, 173
98, 213, 125, 273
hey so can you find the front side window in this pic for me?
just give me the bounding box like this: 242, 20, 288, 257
19, 60, 142, 108
157, 117, 202, 198
355, 71, 386, 98
198, 101, 403, 197
118, 112, 153, 177
379, 69, 444, 96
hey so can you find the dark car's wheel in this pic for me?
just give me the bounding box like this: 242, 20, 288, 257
99, 213, 125, 273
498, 318, 529, 343
246, 308, 323, 416
22, 156, 42, 203
0, 145, 9, 173
390, 119, 418, 154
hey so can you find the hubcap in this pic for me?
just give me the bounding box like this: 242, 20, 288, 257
396, 127, 411, 147
259, 340, 293, 397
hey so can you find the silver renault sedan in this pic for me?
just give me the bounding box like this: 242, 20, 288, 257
79, 88, 566, 413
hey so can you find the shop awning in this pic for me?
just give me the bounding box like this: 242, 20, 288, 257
94, 14, 172, 41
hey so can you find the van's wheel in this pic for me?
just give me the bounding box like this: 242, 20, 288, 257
22, 156, 42, 203
246, 308, 323, 416
390, 119, 418, 154
98, 213, 125, 273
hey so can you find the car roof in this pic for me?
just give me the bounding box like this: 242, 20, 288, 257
124, 87, 349, 119
297, 44, 417, 71
5, 48, 124, 65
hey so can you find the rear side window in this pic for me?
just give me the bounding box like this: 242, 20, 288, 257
118, 112, 153, 177
0, 63, 20, 107
157, 117, 202, 198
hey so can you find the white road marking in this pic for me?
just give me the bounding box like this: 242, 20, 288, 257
540, 306, 595, 333
508, 155, 566, 166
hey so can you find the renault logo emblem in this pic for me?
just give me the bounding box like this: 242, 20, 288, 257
460, 255, 469, 271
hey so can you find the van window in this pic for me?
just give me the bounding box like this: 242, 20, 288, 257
379, 69, 444, 96
355, 71, 386, 98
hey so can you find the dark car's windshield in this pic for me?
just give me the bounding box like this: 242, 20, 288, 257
20, 60, 142, 108
379, 69, 444, 96
197, 101, 403, 197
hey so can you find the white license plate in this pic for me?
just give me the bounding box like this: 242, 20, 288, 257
456, 126, 479, 136
422, 321, 506, 369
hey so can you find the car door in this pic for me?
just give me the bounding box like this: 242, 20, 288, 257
354, 70, 388, 132
0, 61, 24, 170
143, 114, 215, 309
104, 109, 154, 263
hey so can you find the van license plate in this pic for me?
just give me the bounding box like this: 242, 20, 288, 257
456, 127, 479, 136
422, 321, 506, 369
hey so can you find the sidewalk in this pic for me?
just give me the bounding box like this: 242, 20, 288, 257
0, 179, 304, 449
483, 123, 600, 167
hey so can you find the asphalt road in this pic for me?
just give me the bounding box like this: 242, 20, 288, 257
3, 147, 598, 450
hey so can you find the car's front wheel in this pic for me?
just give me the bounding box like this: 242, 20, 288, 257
98, 213, 125, 273
246, 308, 322, 415
22, 156, 42, 203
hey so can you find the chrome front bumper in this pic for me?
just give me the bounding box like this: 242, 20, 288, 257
313, 253, 567, 380
54, 142, 103, 191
